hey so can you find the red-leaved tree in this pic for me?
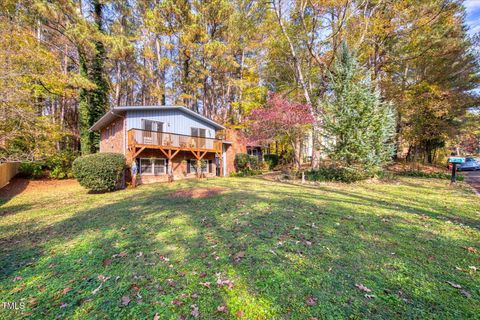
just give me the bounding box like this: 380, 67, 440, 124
247, 93, 314, 168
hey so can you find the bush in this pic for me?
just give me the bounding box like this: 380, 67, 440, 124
47, 150, 77, 179
234, 153, 259, 172
304, 166, 374, 183
396, 170, 464, 181
19, 162, 45, 179
72, 153, 126, 192
263, 154, 279, 170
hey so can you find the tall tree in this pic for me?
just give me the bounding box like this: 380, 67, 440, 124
79, 0, 109, 154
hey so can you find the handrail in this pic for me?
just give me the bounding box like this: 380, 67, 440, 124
128, 128, 223, 152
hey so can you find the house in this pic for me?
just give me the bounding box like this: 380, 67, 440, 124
90, 106, 242, 184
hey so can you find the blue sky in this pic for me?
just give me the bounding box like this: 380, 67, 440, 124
465, 0, 480, 35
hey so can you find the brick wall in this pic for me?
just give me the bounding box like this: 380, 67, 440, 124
99, 117, 125, 154
225, 129, 248, 174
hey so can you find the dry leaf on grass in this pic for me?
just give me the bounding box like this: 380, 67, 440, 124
217, 304, 228, 313
121, 295, 131, 306
191, 304, 199, 318
305, 296, 317, 306
153, 313, 160, 320
355, 283, 372, 293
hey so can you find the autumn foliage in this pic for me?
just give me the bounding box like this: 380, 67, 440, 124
247, 94, 314, 168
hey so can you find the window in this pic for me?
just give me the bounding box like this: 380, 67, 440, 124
188, 159, 211, 173
142, 119, 163, 132
191, 127, 206, 137
247, 148, 258, 157
139, 158, 166, 175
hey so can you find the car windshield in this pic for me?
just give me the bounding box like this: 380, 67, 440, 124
466, 157, 475, 162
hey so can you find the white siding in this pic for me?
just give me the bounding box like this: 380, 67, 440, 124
126, 109, 217, 138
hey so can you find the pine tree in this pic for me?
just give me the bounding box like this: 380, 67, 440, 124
321, 42, 396, 170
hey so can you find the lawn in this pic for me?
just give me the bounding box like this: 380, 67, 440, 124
0, 176, 479, 319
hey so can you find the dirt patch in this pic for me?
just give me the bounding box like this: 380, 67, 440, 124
169, 187, 226, 199
0, 178, 78, 200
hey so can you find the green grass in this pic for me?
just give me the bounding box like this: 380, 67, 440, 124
0, 177, 479, 319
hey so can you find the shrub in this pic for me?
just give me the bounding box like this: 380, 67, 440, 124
304, 166, 374, 183
47, 150, 77, 179
19, 162, 45, 179
234, 153, 259, 172
396, 170, 464, 181
263, 154, 279, 170
72, 153, 126, 192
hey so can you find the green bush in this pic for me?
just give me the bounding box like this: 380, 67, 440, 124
304, 166, 374, 183
19, 162, 45, 179
72, 153, 126, 192
263, 154, 279, 170
396, 170, 463, 181
47, 150, 77, 179
229, 168, 262, 177
234, 153, 259, 172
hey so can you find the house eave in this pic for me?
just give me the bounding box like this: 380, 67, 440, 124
89, 105, 225, 131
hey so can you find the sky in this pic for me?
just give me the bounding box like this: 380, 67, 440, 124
465, 0, 480, 35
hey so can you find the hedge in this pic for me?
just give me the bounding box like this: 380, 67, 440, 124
304, 166, 374, 183
72, 153, 126, 192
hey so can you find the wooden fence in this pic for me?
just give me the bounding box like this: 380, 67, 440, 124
0, 162, 20, 189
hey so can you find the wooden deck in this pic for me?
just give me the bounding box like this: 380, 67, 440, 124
127, 128, 224, 163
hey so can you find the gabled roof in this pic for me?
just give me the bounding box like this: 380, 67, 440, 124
89, 105, 225, 131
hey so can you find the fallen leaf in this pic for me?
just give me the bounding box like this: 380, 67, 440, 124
13, 276, 23, 282
191, 304, 199, 318
112, 252, 128, 258
217, 278, 234, 289
153, 313, 160, 320
236, 310, 244, 318
199, 272, 208, 278
63, 287, 72, 295
364, 294, 376, 299
167, 279, 177, 287
129, 284, 140, 292
233, 251, 245, 262
98, 275, 111, 282
121, 295, 131, 306
217, 304, 228, 313
171, 299, 183, 305
60, 302, 68, 309
199, 282, 211, 288
446, 281, 462, 289
460, 289, 471, 298
463, 247, 477, 254
102, 259, 112, 266
355, 283, 372, 293
305, 296, 317, 306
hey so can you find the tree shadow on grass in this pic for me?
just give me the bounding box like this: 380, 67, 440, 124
0, 178, 478, 319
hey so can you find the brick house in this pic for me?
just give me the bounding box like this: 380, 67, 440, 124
90, 106, 246, 184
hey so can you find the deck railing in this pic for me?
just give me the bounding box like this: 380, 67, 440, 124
128, 129, 223, 152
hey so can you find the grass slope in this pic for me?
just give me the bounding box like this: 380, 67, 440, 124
0, 177, 479, 319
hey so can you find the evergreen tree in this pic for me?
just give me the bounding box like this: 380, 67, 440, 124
321, 42, 396, 170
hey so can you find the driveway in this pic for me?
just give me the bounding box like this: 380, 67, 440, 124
464, 171, 480, 194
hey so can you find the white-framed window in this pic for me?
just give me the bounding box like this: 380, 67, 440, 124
191, 127, 206, 137
188, 159, 211, 173
247, 148, 258, 157
139, 158, 166, 175
142, 119, 163, 132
